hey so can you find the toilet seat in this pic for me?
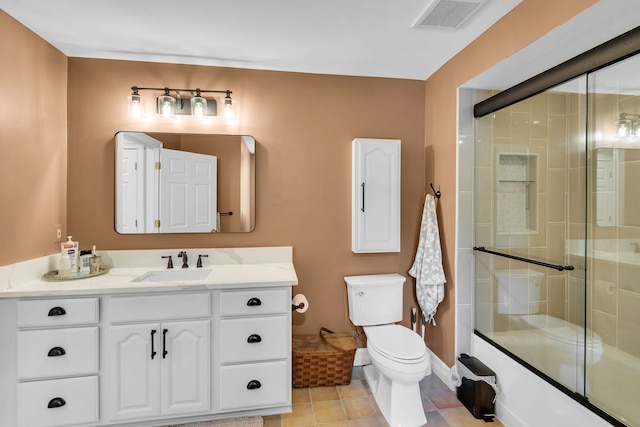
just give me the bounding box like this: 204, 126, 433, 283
364, 324, 426, 363
521, 314, 603, 351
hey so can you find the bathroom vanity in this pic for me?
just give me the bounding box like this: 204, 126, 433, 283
0, 246, 297, 427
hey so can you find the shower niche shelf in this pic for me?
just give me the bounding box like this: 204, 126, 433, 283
496, 153, 539, 235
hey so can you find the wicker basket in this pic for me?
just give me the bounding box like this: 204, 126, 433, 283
292, 327, 357, 388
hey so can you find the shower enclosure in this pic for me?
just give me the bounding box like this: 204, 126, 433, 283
473, 50, 640, 427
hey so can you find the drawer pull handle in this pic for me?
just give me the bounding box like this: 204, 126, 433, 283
162, 329, 168, 359
247, 297, 262, 307
247, 380, 262, 390
47, 346, 66, 357
247, 334, 262, 343
150, 329, 157, 359
47, 307, 66, 317
47, 397, 66, 409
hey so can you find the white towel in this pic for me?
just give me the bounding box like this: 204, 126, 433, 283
409, 193, 446, 325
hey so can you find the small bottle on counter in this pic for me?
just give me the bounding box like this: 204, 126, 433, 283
79, 250, 92, 275
61, 236, 79, 274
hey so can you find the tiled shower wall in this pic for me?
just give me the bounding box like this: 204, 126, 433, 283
472, 90, 579, 333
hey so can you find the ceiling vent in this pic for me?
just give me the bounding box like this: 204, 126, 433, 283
413, 0, 489, 30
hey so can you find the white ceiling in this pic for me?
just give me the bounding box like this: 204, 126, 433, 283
0, 0, 522, 80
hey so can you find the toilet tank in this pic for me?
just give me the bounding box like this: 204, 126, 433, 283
344, 274, 405, 326
495, 269, 543, 315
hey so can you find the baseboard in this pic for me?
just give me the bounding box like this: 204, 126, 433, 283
353, 348, 371, 366
427, 348, 456, 391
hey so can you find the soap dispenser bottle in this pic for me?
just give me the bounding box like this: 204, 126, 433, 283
61, 236, 79, 274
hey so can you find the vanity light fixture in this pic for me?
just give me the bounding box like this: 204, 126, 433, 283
615, 113, 640, 138
129, 86, 234, 119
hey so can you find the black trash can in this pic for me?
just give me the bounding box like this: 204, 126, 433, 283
456, 354, 496, 422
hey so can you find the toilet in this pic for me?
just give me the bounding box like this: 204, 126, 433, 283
495, 269, 604, 374
345, 274, 431, 427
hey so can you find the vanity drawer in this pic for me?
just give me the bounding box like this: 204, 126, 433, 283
17, 327, 99, 380
220, 316, 289, 363
17, 376, 99, 427
18, 298, 98, 328
220, 288, 289, 316
219, 360, 289, 410
109, 292, 210, 323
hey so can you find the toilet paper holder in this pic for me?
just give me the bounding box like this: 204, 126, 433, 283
291, 301, 305, 311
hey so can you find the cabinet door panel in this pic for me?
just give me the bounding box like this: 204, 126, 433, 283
352, 138, 401, 253
108, 323, 161, 421
161, 320, 211, 416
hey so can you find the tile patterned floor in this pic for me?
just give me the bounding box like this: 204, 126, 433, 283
264, 367, 505, 427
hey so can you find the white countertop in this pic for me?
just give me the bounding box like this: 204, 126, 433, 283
0, 246, 298, 298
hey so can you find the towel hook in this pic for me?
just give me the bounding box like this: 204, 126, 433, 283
430, 183, 441, 199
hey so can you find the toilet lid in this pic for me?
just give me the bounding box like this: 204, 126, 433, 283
365, 324, 426, 361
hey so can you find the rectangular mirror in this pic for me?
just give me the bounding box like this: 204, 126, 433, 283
115, 131, 255, 233
596, 147, 640, 228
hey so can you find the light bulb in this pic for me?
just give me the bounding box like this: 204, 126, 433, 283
190, 95, 207, 119
157, 90, 176, 118
223, 93, 236, 121
128, 93, 143, 118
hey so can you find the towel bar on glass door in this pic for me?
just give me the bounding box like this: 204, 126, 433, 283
473, 246, 574, 271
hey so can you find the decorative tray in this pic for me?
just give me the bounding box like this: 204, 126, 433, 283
43, 265, 110, 281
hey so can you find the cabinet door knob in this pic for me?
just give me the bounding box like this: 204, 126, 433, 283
246, 297, 262, 307
247, 380, 262, 390
47, 306, 66, 317
47, 397, 66, 408
47, 346, 66, 357
247, 334, 262, 343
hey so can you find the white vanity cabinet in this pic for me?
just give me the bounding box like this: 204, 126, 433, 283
216, 288, 291, 412
15, 297, 100, 427
106, 293, 211, 422
352, 138, 401, 253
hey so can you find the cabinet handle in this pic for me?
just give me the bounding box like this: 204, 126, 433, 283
246, 297, 262, 307
162, 329, 168, 359
47, 306, 66, 317
247, 334, 262, 343
246, 380, 262, 390
47, 346, 66, 357
150, 329, 157, 359
361, 182, 365, 212
47, 397, 66, 409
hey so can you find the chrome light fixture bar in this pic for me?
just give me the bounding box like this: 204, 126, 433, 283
615, 113, 640, 138
129, 86, 233, 118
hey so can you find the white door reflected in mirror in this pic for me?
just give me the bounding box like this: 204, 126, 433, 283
114, 132, 255, 234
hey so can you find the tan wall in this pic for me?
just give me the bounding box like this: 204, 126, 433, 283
66, 58, 427, 340
424, 0, 598, 364
0, 10, 68, 265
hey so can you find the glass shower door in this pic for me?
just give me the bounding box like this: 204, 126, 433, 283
473, 75, 589, 394
586, 53, 640, 427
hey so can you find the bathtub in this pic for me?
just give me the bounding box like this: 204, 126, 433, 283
479, 320, 639, 427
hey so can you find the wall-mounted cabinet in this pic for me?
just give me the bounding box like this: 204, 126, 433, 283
352, 138, 401, 253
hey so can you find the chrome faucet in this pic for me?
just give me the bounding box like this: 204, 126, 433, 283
178, 251, 188, 268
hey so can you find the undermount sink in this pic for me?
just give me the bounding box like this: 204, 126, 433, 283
133, 269, 211, 282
